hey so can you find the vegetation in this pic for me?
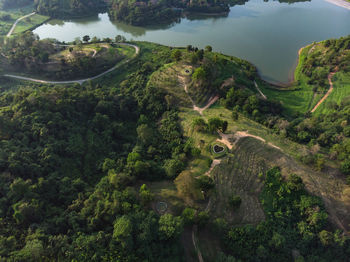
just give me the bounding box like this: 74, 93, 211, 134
0, 32, 134, 80
35, 0, 107, 18
221, 167, 350, 261
1, 21, 350, 261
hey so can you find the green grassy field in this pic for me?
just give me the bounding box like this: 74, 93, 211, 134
0, 3, 38, 36
314, 72, 350, 115
12, 13, 49, 35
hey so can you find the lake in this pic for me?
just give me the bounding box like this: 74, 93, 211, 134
33, 0, 350, 83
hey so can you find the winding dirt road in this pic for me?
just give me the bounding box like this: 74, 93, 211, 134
7, 12, 36, 37
3, 43, 140, 85
311, 72, 335, 113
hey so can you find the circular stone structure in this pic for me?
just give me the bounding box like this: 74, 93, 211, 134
182, 67, 192, 76
155, 201, 168, 214
213, 144, 225, 154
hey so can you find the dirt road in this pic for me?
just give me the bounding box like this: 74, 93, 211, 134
311, 72, 335, 113
7, 12, 36, 37
4, 43, 140, 85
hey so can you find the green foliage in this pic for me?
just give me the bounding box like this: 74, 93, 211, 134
171, 49, 182, 62
192, 66, 207, 81
192, 117, 208, 132
139, 184, 154, 206
182, 207, 196, 225
0, 42, 189, 261
208, 117, 227, 133
36, 0, 106, 17
222, 167, 350, 261
158, 213, 184, 240
230, 195, 241, 209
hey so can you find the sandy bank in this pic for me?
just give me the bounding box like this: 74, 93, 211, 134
325, 0, 350, 10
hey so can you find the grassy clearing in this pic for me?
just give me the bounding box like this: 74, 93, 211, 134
91, 41, 172, 86
12, 13, 49, 35
147, 61, 193, 107
145, 180, 185, 215
314, 72, 350, 115
0, 3, 37, 36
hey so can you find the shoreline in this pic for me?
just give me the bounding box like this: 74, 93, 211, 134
325, 0, 350, 10
266, 44, 310, 89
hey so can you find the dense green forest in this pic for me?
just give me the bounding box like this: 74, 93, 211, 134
32, 0, 248, 25
0, 42, 194, 261
34, 0, 107, 17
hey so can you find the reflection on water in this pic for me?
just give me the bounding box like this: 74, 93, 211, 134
33, 0, 350, 83
111, 17, 180, 37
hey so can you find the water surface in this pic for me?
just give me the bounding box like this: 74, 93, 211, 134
33, 0, 350, 83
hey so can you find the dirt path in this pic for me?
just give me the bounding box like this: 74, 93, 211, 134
3, 43, 140, 85
311, 72, 335, 113
217, 131, 281, 151
325, 0, 350, 10
192, 225, 204, 262
254, 81, 267, 100
179, 75, 220, 115
7, 12, 36, 37
193, 96, 219, 115
204, 159, 222, 177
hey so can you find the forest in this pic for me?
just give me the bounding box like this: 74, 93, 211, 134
34, 0, 107, 18
0, 34, 350, 260
31, 0, 248, 25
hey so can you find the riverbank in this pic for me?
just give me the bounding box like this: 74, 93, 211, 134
325, 0, 350, 10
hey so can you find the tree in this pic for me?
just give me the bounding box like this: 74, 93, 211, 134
83, 35, 90, 43
158, 214, 183, 240
192, 67, 206, 81
187, 45, 193, 52
208, 117, 224, 133
190, 53, 199, 65
230, 195, 241, 209
164, 159, 184, 178
182, 208, 196, 225
205, 45, 212, 52
115, 35, 126, 43
139, 184, 154, 206
137, 124, 155, 146
113, 216, 133, 248
192, 118, 208, 132
319, 230, 333, 246
171, 49, 182, 61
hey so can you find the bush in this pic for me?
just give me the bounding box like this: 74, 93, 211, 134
230, 195, 242, 209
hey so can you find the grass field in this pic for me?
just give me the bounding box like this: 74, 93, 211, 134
12, 13, 49, 35
314, 72, 350, 114
0, 3, 38, 36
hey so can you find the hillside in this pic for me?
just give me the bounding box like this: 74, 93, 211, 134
1, 38, 350, 261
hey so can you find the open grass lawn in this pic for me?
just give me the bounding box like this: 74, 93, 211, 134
144, 180, 185, 215
12, 13, 49, 35
314, 72, 350, 115
0, 3, 38, 36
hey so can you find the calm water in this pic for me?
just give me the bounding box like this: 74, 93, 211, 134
33, 0, 350, 83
